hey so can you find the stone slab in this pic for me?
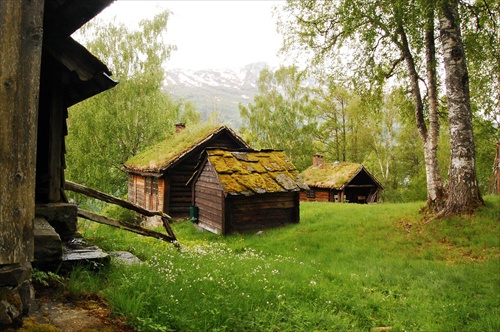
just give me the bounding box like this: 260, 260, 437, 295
35, 203, 78, 241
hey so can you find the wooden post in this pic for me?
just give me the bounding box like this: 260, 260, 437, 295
0, 0, 44, 264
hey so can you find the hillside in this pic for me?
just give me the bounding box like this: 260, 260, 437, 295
165, 62, 272, 127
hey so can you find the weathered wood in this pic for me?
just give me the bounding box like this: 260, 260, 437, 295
65, 180, 177, 242
0, 0, 44, 264
77, 209, 178, 246
36, 55, 66, 202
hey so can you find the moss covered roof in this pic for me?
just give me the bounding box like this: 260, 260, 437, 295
205, 149, 309, 196
301, 162, 365, 189
124, 124, 249, 173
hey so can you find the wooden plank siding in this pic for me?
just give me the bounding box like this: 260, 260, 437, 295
166, 134, 248, 218
128, 174, 163, 212
226, 192, 299, 234
195, 162, 224, 234
300, 188, 343, 202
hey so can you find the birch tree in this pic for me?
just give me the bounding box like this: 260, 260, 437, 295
278, 0, 486, 214
438, 0, 483, 213
279, 0, 445, 211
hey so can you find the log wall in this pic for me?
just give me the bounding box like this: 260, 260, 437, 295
0, 0, 44, 264
194, 162, 224, 234
227, 192, 300, 234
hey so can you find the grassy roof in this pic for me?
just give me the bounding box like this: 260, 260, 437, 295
206, 149, 309, 195
124, 124, 246, 172
300, 162, 363, 189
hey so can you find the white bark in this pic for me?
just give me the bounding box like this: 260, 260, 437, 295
439, 0, 483, 213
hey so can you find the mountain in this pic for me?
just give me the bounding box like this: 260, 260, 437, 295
165, 62, 272, 128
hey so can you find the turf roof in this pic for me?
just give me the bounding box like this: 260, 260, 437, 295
124, 124, 248, 172
205, 149, 309, 196
300, 162, 364, 189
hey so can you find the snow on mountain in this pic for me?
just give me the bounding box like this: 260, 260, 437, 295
165, 62, 272, 127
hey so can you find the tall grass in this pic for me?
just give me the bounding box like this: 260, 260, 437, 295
70, 197, 500, 331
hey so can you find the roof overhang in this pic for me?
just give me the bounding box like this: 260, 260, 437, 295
43, 0, 118, 105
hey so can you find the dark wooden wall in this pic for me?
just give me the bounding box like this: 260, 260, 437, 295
0, 0, 44, 264
166, 132, 247, 218
194, 162, 225, 234
36, 53, 68, 203
226, 192, 300, 234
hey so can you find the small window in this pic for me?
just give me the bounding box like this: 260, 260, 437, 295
145, 177, 151, 194
152, 178, 159, 196
306, 189, 315, 198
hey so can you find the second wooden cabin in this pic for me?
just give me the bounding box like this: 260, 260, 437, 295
300, 154, 383, 203
191, 148, 308, 235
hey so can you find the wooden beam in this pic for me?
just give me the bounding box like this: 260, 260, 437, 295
65, 180, 177, 243
77, 209, 179, 247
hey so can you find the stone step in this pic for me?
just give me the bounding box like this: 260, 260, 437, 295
60, 238, 110, 272
33, 217, 62, 270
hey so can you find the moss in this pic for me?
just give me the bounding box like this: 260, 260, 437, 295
206, 149, 302, 195
301, 162, 362, 189
125, 124, 246, 172
15, 318, 62, 332
0, 289, 22, 312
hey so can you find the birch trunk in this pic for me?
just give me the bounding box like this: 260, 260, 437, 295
439, 0, 483, 214
397, 20, 445, 211
424, 6, 446, 211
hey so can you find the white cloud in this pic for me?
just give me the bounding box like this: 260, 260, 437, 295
97, 0, 283, 70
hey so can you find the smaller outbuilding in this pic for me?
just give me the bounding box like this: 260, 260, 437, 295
191, 149, 308, 235
300, 154, 383, 203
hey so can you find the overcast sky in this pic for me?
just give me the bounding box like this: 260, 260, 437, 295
97, 0, 284, 70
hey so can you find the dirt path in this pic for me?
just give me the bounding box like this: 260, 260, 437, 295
11, 288, 136, 332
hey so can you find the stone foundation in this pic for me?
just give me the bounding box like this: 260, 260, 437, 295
1, 203, 113, 328
36, 203, 78, 241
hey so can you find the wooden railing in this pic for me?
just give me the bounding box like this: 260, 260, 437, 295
65, 180, 179, 248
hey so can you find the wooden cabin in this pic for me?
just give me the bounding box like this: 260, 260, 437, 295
1, 0, 116, 323
124, 125, 251, 218
191, 149, 308, 235
300, 155, 383, 203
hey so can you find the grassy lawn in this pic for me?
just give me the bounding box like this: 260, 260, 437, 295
71, 196, 500, 332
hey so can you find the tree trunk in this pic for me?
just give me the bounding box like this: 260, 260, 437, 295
439, 0, 483, 214
424, 5, 446, 211
397, 20, 445, 211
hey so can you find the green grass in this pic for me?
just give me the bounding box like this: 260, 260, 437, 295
71, 196, 500, 332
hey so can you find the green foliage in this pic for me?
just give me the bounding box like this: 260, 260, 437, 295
239, 66, 318, 171
102, 204, 141, 225
278, 0, 496, 210
72, 198, 500, 331
66, 11, 200, 201
31, 270, 65, 288
473, 116, 500, 194
460, 0, 500, 122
